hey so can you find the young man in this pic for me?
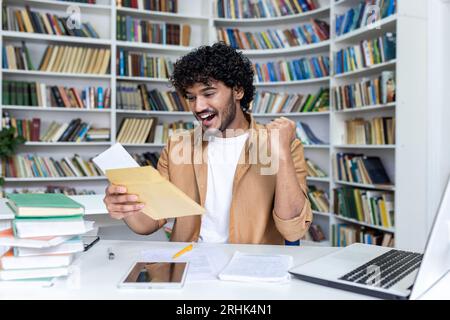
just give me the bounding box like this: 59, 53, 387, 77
103, 42, 312, 244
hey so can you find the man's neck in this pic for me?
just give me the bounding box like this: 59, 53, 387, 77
221, 111, 250, 138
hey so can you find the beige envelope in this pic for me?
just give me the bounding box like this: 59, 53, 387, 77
105, 166, 205, 220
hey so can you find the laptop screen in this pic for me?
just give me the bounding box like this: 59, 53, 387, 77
409, 177, 450, 299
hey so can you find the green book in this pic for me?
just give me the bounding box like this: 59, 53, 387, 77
30, 82, 38, 106
6, 193, 84, 218
2, 80, 10, 105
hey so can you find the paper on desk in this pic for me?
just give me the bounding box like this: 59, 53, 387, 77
92, 143, 139, 174
93, 143, 205, 220
140, 246, 230, 282
218, 251, 293, 283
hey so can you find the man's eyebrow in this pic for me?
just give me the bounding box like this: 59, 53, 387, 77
185, 86, 217, 96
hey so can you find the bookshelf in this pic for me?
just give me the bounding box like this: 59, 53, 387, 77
0, 0, 431, 251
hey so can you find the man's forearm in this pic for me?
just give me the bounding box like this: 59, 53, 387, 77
124, 213, 162, 235
274, 153, 307, 221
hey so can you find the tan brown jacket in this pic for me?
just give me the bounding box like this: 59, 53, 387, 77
154, 115, 313, 245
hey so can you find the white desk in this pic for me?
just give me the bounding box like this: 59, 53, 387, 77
1, 240, 448, 300
0, 240, 374, 300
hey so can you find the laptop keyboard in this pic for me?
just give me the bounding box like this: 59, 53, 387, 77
339, 250, 423, 289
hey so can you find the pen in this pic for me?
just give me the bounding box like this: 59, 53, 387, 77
172, 244, 193, 259
83, 236, 100, 252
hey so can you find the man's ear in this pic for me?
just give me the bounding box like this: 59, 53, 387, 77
233, 87, 244, 100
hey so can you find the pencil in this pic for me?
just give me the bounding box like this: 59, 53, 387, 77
172, 244, 193, 259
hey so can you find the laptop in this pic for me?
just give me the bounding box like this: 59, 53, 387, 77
289, 177, 450, 300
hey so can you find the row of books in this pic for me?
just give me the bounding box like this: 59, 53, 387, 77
41, 119, 110, 142
2, 187, 97, 197
216, 20, 329, 50
116, 118, 195, 144
332, 223, 394, 247
296, 121, 326, 145
3, 43, 111, 75
2, 154, 102, 179
2, 5, 100, 38
2, 81, 110, 109
250, 88, 329, 114
308, 186, 330, 213
306, 158, 327, 178
117, 50, 174, 78
39, 45, 110, 74
333, 153, 391, 185
132, 152, 160, 168
253, 56, 330, 82
2, 112, 40, 141
117, 84, 189, 112
335, 0, 397, 37
117, 0, 177, 12
345, 117, 395, 145
216, 0, 318, 19
116, 15, 191, 46
334, 187, 394, 228
0, 194, 93, 284
333, 71, 395, 111
334, 33, 396, 75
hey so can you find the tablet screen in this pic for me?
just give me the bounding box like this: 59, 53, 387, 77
123, 262, 188, 284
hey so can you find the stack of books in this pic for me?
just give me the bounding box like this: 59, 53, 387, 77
0, 193, 94, 285
3, 5, 100, 38
253, 56, 330, 82
2, 80, 111, 109
306, 158, 327, 178
345, 117, 395, 145
250, 88, 329, 114
335, 0, 396, 37
1, 153, 103, 179
116, 84, 189, 111
334, 187, 395, 228
308, 186, 330, 213
334, 33, 396, 75
116, 16, 191, 46
217, 19, 329, 50
117, 50, 174, 78
216, 0, 319, 19
38, 45, 111, 75
295, 121, 326, 145
39, 119, 110, 143
333, 153, 392, 185
2, 42, 34, 70
2, 111, 40, 142
117, 0, 177, 12
333, 71, 395, 111
332, 224, 394, 247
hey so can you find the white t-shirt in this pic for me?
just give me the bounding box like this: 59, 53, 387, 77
199, 132, 249, 243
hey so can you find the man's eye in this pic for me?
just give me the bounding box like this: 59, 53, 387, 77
204, 93, 214, 97
186, 97, 195, 101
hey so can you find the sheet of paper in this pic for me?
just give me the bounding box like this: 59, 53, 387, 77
140, 246, 230, 282
218, 251, 293, 283
92, 143, 139, 174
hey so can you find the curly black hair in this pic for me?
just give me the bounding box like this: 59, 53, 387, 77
169, 42, 255, 112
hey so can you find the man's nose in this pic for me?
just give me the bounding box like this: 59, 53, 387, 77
193, 96, 208, 113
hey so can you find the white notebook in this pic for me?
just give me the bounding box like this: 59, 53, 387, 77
218, 251, 293, 283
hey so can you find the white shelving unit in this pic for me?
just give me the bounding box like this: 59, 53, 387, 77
0, 0, 431, 250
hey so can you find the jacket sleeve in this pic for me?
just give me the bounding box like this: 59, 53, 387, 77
152, 143, 171, 231
272, 139, 313, 242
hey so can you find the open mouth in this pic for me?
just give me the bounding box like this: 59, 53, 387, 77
198, 111, 217, 127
